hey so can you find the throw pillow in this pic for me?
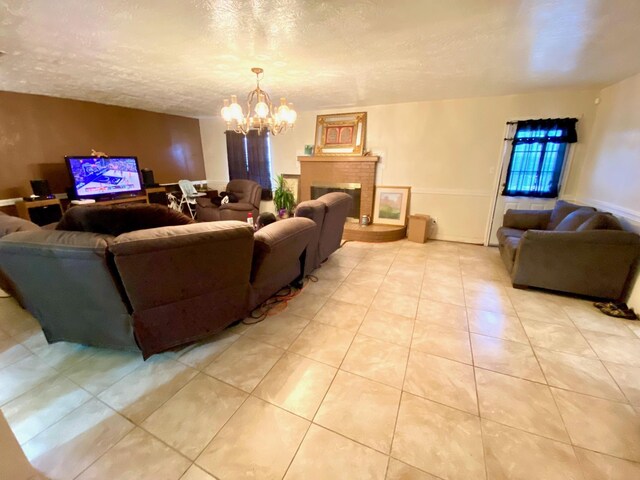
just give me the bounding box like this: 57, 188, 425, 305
576, 212, 624, 231
547, 200, 594, 230
553, 208, 596, 231
57, 203, 194, 236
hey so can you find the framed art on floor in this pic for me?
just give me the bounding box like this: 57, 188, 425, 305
372, 186, 411, 226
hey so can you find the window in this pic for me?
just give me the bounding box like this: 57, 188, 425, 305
502, 118, 577, 198
225, 130, 273, 200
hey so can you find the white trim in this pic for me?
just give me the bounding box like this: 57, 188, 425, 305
573, 196, 640, 226
411, 188, 491, 197
431, 233, 485, 244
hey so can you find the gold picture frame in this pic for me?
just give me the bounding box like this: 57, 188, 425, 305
314, 112, 367, 156
372, 186, 411, 226
282, 174, 301, 204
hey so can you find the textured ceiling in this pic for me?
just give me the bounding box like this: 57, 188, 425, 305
1, 0, 640, 117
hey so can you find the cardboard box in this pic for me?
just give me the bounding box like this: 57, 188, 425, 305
407, 214, 431, 243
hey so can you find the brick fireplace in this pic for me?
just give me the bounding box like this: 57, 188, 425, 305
298, 155, 379, 218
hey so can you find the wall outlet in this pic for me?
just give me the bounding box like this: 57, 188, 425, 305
431, 217, 437, 224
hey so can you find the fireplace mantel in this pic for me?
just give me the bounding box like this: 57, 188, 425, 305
298, 155, 379, 218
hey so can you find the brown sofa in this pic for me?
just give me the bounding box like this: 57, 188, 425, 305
295, 192, 353, 275
0, 208, 317, 358
196, 179, 261, 222
497, 200, 640, 299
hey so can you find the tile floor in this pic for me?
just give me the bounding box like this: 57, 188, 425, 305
1, 239, 640, 479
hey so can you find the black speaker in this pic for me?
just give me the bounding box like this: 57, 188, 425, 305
30, 179, 52, 198
141, 169, 157, 187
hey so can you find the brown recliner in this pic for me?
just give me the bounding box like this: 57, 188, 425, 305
316, 192, 352, 263
196, 179, 262, 222
294, 200, 326, 275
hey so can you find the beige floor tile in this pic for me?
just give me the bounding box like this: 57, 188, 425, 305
509, 295, 570, 324
467, 308, 528, 343
99, 356, 198, 423
354, 258, 393, 276
344, 270, 386, 289
301, 277, 340, 297
22, 399, 134, 480
420, 282, 465, 306
244, 312, 309, 348
535, 348, 625, 402
522, 319, 596, 358
180, 465, 216, 480
391, 392, 485, 480
325, 253, 362, 269
169, 331, 240, 369
203, 336, 283, 392
0, 337, 30, 369
284, 424, 388, 480
388, 264, 424, 282
21, 330, 98, 371
341, 335, 408, 388
142, 373, 247, 460
404, 350, 477, 414
331, 283, 379, 306
516, 310, 576, 327
464, 289, 516, 316
372, 290, 419, 319
77, 427, 190, 480
197, 396, 309, 480
482, 419, 583, 480
314, 264, 353, 281
285, 292, 329, 318
313, 299, 368, 331
412, 323, 472, 364
0, 298, 40, 336
422, 272, 463, 289
61, 348, 144, 395
253, 352, 336, 419
416, 299, 468, 331
380, 275, 422, 298
0, 354, 57, 405
475, 369, 569, 442
471, 333, 545, 382
385, 459, 440, 479
552, 388, 640, 461
582, 331, 640, 367
315, 370, 400, 453
358, 309, 415, 347
288, 321, 354, 367
2, 375, 92, 444
563, 305, 636, 337
574, 447, 640, 480
604, 361, 640, 405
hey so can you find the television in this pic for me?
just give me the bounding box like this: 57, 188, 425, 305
65, 156, 143, 199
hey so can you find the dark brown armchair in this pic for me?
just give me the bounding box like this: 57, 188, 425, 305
196, 179, 262, 222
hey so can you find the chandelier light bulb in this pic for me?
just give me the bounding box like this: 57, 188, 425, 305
286, 103, 297, 124
277, 97, 290, 120
221, 99, 232, 122
229, 95, 243, 121
255, 94, 269, 118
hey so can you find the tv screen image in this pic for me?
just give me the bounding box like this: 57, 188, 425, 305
66, 156, 142, 198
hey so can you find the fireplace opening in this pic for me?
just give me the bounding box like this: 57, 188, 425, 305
311, 182, 361, 219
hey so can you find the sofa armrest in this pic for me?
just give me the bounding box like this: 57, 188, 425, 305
512, 229, 640, 299
219, 202, 254, 212
503, 209, 552, 230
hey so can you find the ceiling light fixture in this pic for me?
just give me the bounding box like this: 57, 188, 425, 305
221, 67, 296, 136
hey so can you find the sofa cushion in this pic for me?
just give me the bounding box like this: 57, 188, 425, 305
547, 201, 594, 230
497, 227, 526, 244
577, 212, 624, 232
553, 208, 597, 231
57, 203, 194, 236
0, 212, 40, 239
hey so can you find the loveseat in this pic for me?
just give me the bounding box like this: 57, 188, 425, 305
295, 192, 353, 275
0, 206, 315, 358
196, 179, 262, 222
497, 200, 640, 299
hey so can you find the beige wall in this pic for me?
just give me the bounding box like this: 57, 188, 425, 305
574, 72, 640, 308
200, 87, 599, 242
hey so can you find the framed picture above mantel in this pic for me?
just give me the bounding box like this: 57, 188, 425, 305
314, 112, 367, 156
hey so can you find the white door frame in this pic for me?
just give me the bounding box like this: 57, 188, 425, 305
483, 120, 578, 246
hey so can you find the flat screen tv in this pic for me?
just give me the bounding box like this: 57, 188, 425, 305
65, 156, 143, 199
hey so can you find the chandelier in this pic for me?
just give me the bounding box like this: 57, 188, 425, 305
221, 67, 296, 136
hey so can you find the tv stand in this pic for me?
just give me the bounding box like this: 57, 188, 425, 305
96, 195, 149, 206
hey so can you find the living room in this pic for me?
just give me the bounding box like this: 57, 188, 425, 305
1, 1, 640, 479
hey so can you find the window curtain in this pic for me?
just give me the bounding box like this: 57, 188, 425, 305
502, 118, 578, 198
225, 130, 248, 180
245, 130, 273, 200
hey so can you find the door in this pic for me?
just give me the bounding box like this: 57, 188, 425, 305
487, 123, 570, 246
